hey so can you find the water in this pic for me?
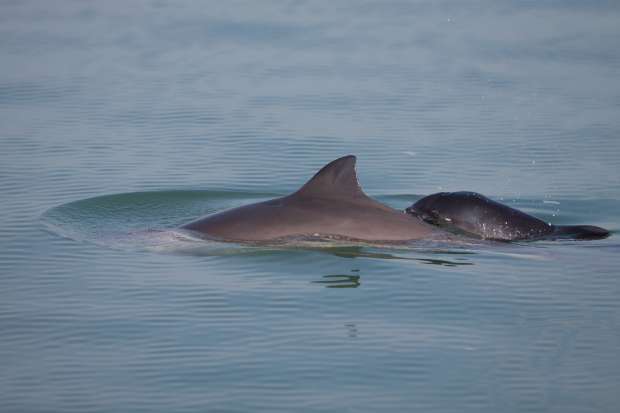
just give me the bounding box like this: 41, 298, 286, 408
1, 1, 620, 411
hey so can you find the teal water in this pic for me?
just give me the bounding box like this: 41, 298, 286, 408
2, 1, 620, 412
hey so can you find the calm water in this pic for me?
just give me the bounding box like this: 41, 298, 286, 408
2, 1, 620, 412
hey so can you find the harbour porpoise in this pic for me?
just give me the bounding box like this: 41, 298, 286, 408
406, 191, 610, 241
182, 155, 441, 242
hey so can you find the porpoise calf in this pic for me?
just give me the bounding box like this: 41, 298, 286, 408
407, 191, 610, 241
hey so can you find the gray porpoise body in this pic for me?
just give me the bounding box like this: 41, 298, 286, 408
406, 191, 610, 241
182, 155, 440, 242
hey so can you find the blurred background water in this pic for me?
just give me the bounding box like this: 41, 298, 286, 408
1, 1, 620, 412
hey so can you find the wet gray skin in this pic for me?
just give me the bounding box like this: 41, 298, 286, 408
182, 156, 441, 243
406, 191, 610, 241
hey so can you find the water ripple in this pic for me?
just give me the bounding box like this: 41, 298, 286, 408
2, 0, 620, 412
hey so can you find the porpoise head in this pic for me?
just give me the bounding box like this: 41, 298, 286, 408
405, 192, 451, 225
404, 191, 508, 238
405, 191, 560, 240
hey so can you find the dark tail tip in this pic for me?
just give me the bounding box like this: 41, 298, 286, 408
553, 225, 611, 240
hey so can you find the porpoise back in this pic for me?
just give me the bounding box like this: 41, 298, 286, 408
182, 156, 439, 242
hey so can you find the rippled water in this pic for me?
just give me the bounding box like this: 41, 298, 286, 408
2, 1, 620, 412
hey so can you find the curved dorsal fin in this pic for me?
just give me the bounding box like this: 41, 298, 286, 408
293, 155, 367, 200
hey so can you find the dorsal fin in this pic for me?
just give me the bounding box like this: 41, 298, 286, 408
293, 155, 368, 200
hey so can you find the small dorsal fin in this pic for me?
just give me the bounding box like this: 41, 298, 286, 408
293, 155, 367, 200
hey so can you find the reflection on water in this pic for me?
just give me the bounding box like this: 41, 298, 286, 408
313, 273, 362, 288
415, 257, 474, 267
344, 323, 358, 338
322, 246, 475, 266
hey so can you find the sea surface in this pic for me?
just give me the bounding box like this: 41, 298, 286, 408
1, 1, 620, 412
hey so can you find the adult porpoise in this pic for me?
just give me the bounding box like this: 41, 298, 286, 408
182, 155, 441, 242
406, 191, 610, 241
